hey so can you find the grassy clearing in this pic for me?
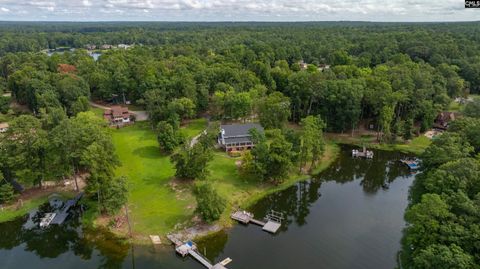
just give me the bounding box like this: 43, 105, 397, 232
0, 191, 74, 223
90, 107, 104, 118
111, 121, 203, 238
180, 118, 207, 138
206, 143, 340, 227
0, 196, 46, 222
109, 119, 340, 240
392, 136, 431, 155
327, 133, 430, 155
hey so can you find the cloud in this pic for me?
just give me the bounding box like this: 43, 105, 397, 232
0, 0, 476, 21
1, 7, 10, 12
82, 0, 93, 7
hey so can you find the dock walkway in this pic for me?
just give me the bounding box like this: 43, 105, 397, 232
188, 249, 213, 268
167, 236, 231, 269
41, 192, 84, 227
231, 210, 283, 233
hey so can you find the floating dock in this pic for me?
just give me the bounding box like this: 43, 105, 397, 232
40, 192, 84, 228
352, 146, 374, 159
167, 235, 232, 269
231, 210, 283, 234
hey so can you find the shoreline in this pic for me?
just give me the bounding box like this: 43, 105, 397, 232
120, 142, 341, 245
1, 136, 423, 245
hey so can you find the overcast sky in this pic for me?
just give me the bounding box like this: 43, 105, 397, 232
0, 0, 477, 22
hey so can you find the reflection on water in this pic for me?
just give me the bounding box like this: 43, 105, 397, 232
200, 145, 415, 269
0, 145, 415, 269
0, 204, 130, 269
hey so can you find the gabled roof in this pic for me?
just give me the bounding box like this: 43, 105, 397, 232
220, 123, 263, 137
110, 106, 130, 118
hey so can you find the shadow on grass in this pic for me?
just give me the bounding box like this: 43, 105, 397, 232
132, 146, 166, 159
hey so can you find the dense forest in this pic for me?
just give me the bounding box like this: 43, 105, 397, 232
2, 22, 480, 133
1, 22, 480, 261
402, 98, 480, 268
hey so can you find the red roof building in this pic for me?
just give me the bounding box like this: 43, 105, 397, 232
104, 106, 131, 126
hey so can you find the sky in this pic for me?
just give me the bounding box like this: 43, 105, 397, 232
0, 0, 477, 22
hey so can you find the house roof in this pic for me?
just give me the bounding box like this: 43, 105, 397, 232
220, 123, 263, 138
110, 106, 130, 118
224, 137, 254, 145
0, 122, 9, 129
436, 112, 459, 122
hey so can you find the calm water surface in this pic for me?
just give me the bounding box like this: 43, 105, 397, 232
0, 146, 415, 269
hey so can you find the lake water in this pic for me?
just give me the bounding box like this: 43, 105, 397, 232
0, 146, 415, 269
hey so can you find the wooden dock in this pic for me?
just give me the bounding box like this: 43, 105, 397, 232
40, 192, 84, 228
167, 235, 231, 269
231, 210, 283, 233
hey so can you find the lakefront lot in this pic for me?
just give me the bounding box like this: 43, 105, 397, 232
109, 119, 339, 241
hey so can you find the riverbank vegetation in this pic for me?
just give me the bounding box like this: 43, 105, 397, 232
401, 113, 480, 268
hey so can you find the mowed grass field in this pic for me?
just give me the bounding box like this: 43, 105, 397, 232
112, 119, 206, 237
111, 117, 339, 239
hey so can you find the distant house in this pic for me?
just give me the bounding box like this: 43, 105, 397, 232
101, 44, 113, 50
318, 64, 331, 71
298, 60, 309, 70
85, 44, 96, 50
117, 44, 132, 49
0, 122, 9, 133
103, 106, 132, 126
433, 112, 459, 130
218, 123, 264, 152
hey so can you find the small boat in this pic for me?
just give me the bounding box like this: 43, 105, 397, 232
400, 158, 420, 170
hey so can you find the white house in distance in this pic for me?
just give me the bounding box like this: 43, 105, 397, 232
118, 44, 133, 49
218, 123, 264, 152
0, 122, 9, 133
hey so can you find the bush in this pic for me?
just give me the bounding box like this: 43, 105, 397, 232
195, 183, 226, 223
228, 151, 242, 157
0, 183, 16, 204
0, 96, 10, 114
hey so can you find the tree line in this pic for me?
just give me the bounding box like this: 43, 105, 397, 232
0, 112, 127, 214
401, 98, 480, 268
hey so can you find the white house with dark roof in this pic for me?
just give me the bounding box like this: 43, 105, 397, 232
218, 123, 264, 152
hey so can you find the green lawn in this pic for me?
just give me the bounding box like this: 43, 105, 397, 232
90, 107, 104, 118
112, 121, 206, 238
180, 118, 207, 138
0, 196, 46, 222
111, 119, 340, 240
205, 143, 340, 225
394, 136, 431, 155
0, 191, 74, 223
327, 133, 431, 155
